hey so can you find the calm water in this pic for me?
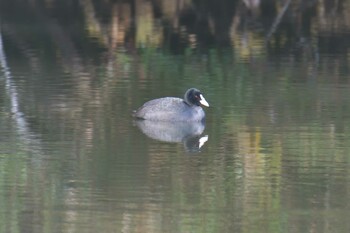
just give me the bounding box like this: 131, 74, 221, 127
1, 0, 350, 232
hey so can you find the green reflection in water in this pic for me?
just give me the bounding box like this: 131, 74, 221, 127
1, 29, 350, 233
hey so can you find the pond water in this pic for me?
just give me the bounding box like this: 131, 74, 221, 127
1, 0, 350, 233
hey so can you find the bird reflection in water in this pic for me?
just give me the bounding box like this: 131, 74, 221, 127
134, 120, 208, 153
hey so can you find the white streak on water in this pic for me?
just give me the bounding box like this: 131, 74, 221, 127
0, 27, 42, 154
0, 27, 28, 133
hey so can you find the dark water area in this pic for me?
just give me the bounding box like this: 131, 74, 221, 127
1, 0, 350, 233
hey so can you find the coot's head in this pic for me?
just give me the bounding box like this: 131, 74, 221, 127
184, 88, 209, 107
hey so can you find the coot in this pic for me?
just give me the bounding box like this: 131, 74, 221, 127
133, 88, 209, 121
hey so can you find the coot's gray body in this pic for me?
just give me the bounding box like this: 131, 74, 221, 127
133, 88, 209, 122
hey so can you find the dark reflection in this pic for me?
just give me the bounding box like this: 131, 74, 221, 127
134, 120, 208, 152
1, 0, 349, 55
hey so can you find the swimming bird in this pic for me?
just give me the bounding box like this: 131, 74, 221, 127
133, 88, 209, 122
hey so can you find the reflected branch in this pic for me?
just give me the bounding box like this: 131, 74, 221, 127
0, 27, 26, 128
266, 0, 292, 41
0, 27, 43, 153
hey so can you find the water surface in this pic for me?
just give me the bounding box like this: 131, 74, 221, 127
1, 1, 350, 233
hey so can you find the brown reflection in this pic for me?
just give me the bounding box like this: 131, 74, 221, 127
1, 0, 350, 54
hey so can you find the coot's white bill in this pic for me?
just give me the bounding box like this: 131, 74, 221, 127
199, 94, 209, 107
